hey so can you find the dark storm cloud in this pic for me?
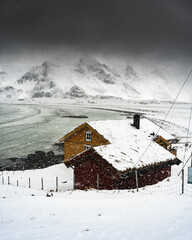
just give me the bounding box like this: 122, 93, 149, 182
0, 0, 192, 55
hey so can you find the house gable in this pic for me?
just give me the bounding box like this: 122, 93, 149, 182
59, 122, 110, 162
154, 135, 177, 156
59, 122, 109, 143
66, 148, 120, 179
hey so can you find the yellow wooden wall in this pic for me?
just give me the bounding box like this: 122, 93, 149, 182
64, 126, 107, 162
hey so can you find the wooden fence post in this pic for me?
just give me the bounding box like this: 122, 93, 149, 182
2, 177, 4, 185
41, 177, 44, 190
17, 180, 19, 187
182, 169, 184, 194
97, 174, 99, 190
8, 176, 10, 185
29, 177, 31, 188
73, 171, 75, 190
135, 170, 139, 192
56, 177, 58, 192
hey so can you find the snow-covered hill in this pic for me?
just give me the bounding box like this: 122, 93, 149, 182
0, 71, 22, 98
0, 58, 190, 102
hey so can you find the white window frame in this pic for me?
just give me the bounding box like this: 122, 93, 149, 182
85, 132, 92, 142
84, 144, 92, 151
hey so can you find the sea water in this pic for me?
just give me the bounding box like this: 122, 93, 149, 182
0, 104, 122, 159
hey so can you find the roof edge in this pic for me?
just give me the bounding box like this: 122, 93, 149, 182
59, 122, 110, 144
65, 148, 120, 180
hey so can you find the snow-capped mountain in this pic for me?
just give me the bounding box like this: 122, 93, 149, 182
17, 61, 65, 98
75, 58, 120, 84
0, 57, 190, 102
0, 71, 22, 98
72, 58, 140, 98
11, 58, 141, 100
124, 65, 172, 100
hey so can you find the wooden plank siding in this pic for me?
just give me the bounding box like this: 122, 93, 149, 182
59, 123, 109, 162
154, 135, 177, 156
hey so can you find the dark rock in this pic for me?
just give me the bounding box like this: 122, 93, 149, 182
5, 86, 14, 91
8, 157, 18, 162
27, 154, 37, 162
47, 151, 54, 159
61, 115, 88, 119
49, 81, 55, 89
68, 85, 86, 98
53, 142, 64, 150
18, 72, 39, 83
32, 91, 45, 98
35, 151, 46, 160
44, 92, 52, 97
0, 149, 64, 171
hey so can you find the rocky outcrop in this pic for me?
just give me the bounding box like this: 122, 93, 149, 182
0, 150, 64, 171
75, 58, 119, 84
0, 86, 22, 98
67, 85, 86, 98
17, 61, 65, 98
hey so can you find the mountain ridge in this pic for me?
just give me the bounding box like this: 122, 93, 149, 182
0, 58, 191, 102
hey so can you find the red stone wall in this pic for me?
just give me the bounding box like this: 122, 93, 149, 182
72, 152, 172, 190
120, 166, 171, 189
74, 156, 118, 190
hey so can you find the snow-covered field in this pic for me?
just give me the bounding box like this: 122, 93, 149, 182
0, 102, 192, 240
0, 180, 192, 240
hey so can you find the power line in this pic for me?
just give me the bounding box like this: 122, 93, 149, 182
134, 68, 192, 168
178, 105, 192, 176
156, 69, 192, 136
183, 105, 192, 160
178, 153, 192, 176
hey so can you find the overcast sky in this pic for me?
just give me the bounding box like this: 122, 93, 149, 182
0, 0, 192, 66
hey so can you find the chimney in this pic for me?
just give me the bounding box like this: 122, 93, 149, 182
133, 114, 140, 129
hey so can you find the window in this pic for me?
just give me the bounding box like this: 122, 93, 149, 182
84, 144, 92, 151
85, 132, 92, 142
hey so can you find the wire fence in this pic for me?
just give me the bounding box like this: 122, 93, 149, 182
1, 170, 192, 197
0, 170, 72, 192
139, 176, 192, 197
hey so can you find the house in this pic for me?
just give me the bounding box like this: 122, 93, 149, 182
154, 135, 177, 156
59, 117, 181, 190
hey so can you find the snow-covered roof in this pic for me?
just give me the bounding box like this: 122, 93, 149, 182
88, 118, 176, 171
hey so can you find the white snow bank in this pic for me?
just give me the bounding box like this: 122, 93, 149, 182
1, 164, 73, 192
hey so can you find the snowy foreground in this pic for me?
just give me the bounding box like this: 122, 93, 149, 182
1, 164, 192, 240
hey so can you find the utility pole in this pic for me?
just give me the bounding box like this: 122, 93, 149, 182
182, 169, 184, 194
